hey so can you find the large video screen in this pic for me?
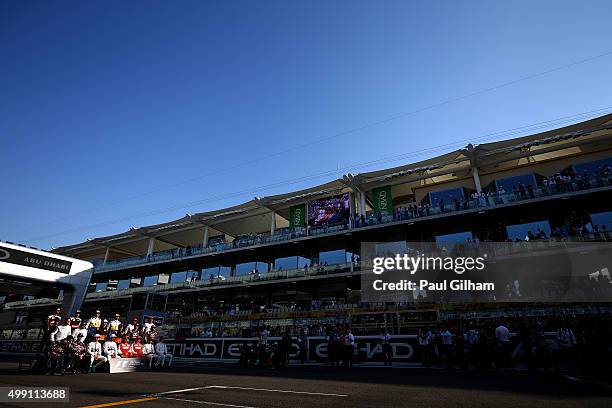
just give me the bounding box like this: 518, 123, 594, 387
308, 193, 351, 227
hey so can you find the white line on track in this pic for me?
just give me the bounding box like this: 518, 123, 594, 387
155, 387, 210, 395
205, 385, 348, 397
152, 385, 348, 398
160, 396, 257, 408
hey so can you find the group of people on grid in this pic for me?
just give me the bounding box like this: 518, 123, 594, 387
416, 319, 579, 372
238, 330, 299, 369
44, 307, 173, 374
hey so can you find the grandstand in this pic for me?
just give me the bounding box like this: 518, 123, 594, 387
1, 113, 612, 340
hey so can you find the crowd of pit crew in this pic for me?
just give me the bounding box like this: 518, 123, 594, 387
44, 307, 172, 374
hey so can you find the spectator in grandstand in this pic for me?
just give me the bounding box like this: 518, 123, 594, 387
87, 334, 107, 373
73, 322, 88, 343
86, 310, 102, 337
142, 338, 157, 369
103, 334, 119, 358
119, 336, 133, 358
108, 314, 123, 338
380, 330, 393, 366
70, 310, 82, 331
155, 337, 173, 368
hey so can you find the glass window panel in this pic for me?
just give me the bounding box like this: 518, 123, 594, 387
143, 275, 158, 287
429, 188, 464, 207
95, 282, 108, 292
591, 211, 612, 231
219, 265, 231, 278
495, 174, 537, 192
319, 250, 346, 265
236, 262, 256, 276
203, 266, 220, 279
574, 157, 612, 176
298, 256, 311, 269
117, 279, 130, 290
375, 241, 407, 256
171, 271, 187, 283
254, 262, 268, 273
275, 256, 297, 271
506, 220, 551, 241
186, 270, 200, 281
435, 231, 473, 244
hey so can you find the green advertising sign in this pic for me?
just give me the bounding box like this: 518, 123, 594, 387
372, 185, 393, 214
289, 204, 306, 228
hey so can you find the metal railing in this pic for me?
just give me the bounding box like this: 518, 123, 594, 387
86, 262, 358, 300
94, 175, 612, 273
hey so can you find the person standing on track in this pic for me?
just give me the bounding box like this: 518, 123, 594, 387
154, 337, 173, 368
70, 310, 82, 331
380, 330, 393, 366
108, 314, 123, 338
86, 310, 102, 338
142, 316, 156, 340
495, 320, 512, 368
53, 318, 72, 342
124, 317, 141, 342
87, 334, 107, 373
142, 338, 157, 369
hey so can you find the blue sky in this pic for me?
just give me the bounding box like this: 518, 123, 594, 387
2, 0, 612, 250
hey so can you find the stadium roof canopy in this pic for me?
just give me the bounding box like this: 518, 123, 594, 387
54, 113, 612, 261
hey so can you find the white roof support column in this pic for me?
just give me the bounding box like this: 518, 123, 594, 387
103, 247, 110, 265
202, 225, 209, 248
465, 143, 482, 193
270, 211, 276, 237
341, 174, 366, 217
358, 190, 366, 217
146, 237, 155, 256
472, 167, 482, 193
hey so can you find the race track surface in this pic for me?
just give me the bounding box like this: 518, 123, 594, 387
0, 363, 610, 408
